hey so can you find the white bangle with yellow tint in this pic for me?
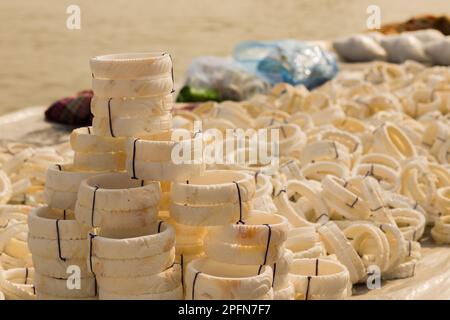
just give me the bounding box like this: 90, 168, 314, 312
207, 211, 288, 246
90, 52, 172, 79
91, 94, 173, 118
76, 173, 160, 212
70, 127, 125, 153
73, 151, 126, 172
90, 222, 175, 260
28, 206, 89, 240
92, 74, 173, 98
92, 113, 172, 138
372, 123, 417, 160
289, 258, 350, 300
170, 170, 255, 205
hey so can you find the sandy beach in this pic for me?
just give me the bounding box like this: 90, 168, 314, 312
1, 0, 449, 115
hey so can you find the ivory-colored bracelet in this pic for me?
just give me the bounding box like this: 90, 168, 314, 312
90, 52, 172, 79
353, 163, 400, 192
287, 180, 330, 224
401, 160, 436, 207
278, 159, 303, 181
184, 258, 273, 300
317, 222, 366, 284
76, 173, 160, 212
91, 247, 175, 279
91, 94, 173, 118
28, 206, 89, 240
44, 188, 78, 211
372, 123, 416, 159
171, 170, 255, 205
70, 127, 125, 153
45, 164, 99, 194
34, 272, 96, 298
321, 176, 370, 220
3, 235, 29, 261
203, 235, 284, 266
344, 223, 390, 272
126, 160, 205, 182
0, 267, 35, 300
124, 130, 202, 163
300, 141, 351, 168
98, 285, 183, 300
403, 88, 442, 118
92, 114, 172, 138
254, 172, 273, 198
32, 255, 90, 279
429, 163, 450, 188
0, 170, 12, 205
291, 242, 326, 259
436, 187, 450, 215
206, 211, 288, 246
391, 208, 426, 241
301, 161, 349, 181
74, 204, 157, 231
431, 216, 450, 244
73, 151, 126, 172
90, 222, 175, 260
92, 75, 173, 98
358, 176, 395, 225
27, 236, 87, 260
319, 129, 363, 160
354, 152, 400, 173
289, 258, 350, 300
285, 226, 320, 253
96, 264, 181, 295
272, 188, 316, 228
269, 124, 306, 156
170, 200, 252, 226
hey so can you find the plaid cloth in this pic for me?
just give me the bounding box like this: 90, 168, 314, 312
45, 90, 93, 126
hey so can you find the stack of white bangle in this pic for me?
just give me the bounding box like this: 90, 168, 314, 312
71, 127, 126, 172
90, 52, 174, 138
89, 221, 182, 300
27, 206, 95, 299
184, 258, 274, 300
124, 129, 204, 182
289, 258, 350, 300
198, 211, 292, 300
74, 173, 160, 237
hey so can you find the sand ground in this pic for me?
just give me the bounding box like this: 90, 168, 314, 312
1, 0, 449, 115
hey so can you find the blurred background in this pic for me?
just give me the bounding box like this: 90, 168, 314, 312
1, 0, 449, 115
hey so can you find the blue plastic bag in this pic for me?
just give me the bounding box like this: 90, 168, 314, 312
233, 39, 339, 89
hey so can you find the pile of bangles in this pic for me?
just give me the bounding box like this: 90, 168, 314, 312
0, 53, 449, 300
